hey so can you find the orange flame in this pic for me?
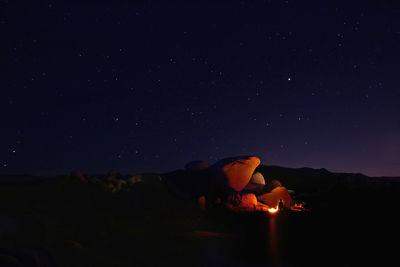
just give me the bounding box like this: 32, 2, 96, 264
268, 205, 279, 214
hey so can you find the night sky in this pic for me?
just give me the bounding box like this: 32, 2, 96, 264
2, 1, 400, 176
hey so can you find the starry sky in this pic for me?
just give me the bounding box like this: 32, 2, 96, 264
2, 0, 400, 176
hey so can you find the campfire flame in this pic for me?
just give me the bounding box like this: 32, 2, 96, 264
268, 205, 279, 214
257, 201, 308, 214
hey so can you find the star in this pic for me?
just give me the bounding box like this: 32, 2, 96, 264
2, 0, 399, 177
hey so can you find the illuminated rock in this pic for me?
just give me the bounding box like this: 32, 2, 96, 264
250, 172, 265, 185
211, 156, 261, 192
262, 179, 282, 193
243, 172, 266, 194
184, 160, 209, 171
164, 156, 263, 211
243, 182, 265, 195
226, 193, 258, 211
257, 186, 292, 209
239, 193, 258, 208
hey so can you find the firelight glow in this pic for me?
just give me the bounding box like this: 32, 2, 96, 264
268, 206, 279, 214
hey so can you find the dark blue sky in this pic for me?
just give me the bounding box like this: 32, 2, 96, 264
2, 0, 400, 176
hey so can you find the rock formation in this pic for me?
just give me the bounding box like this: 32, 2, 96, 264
211, 156, 261, 192
257, 186, 292, 209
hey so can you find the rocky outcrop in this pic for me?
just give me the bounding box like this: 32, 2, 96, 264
257, 186, 292, 209
226, 193, 258, 211
250, 172, 265, 185
243, 172, 266, 194
211, 156, 261, 192
262, 179, 282, 193
127, 175, 143, 185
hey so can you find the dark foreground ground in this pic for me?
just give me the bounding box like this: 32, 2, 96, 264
0, 167, 399, 266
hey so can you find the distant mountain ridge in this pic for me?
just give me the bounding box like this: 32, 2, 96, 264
0, 165, 398, 187
255, 164, 399, 195
258, 164, 399, 180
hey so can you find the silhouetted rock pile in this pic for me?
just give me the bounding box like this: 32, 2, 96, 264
68, 156, 300, 213
163, 156, 295, 212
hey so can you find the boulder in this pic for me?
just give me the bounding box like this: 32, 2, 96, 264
243, 183, 265, 195
262, 179, 282, 193
127, 175, 143, 185
226, 193, 258, 211
243, 172, 266, 194
239, 193, 258, 208
184, 160, 209, 171
211, 156, 261, 192
250, 172, 265, 185
257, 186, 292, 209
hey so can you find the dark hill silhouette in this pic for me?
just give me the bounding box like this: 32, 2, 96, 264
1, 165, 398, 187
256, 164, 398, 190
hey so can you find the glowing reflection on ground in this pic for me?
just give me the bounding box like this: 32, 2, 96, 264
268, 214, 280, 265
